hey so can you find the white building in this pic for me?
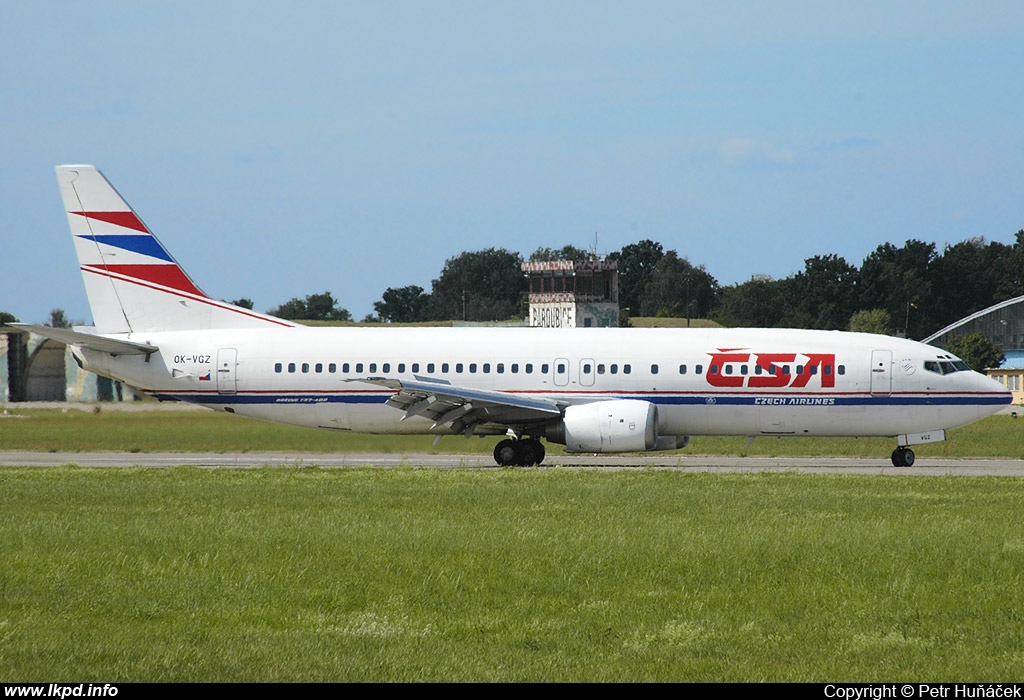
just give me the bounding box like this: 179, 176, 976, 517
522, 259, 619, 328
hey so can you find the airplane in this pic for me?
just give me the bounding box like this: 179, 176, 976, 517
16, 165, 1013, 468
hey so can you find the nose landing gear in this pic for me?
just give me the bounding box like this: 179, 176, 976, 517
891, 447, 915, 467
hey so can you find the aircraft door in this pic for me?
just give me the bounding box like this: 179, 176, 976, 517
553, 358, 570, 387
216, 348, 237, 394
579, 358, 595, 387
870, 349, 892, 396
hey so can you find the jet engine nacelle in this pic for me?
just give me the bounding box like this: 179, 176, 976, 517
560, 399, 659, 453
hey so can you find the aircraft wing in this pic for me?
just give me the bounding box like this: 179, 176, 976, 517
9, 324, 158, 356
356, 376, 563, 435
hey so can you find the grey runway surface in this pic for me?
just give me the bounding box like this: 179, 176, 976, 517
2, 451, 1024, 475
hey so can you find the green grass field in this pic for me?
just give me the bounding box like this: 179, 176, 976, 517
1, 406, 1022, 458
2, 467, 1024, 681
2, 406, 1023, 681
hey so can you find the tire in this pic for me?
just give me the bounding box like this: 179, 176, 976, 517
494, 439, 518, 466
517, 440, 536, 467
891, 447, 915, 467
530, 439, 546, 466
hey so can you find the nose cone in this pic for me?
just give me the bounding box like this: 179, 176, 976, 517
971, 370, 1013, 413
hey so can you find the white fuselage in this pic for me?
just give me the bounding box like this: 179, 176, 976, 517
78, 326, 1011, 440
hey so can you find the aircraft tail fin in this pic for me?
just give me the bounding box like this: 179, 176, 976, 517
56, 165, 294, 334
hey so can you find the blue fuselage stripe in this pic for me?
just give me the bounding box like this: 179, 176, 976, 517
151, 392, 1011, 407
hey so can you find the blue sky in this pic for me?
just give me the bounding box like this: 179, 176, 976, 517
3, 2, 1023, 324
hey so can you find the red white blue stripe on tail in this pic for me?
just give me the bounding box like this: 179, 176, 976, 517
57, 165, 293, 334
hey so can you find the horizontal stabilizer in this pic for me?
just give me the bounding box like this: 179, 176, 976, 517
10, 324, 158, 356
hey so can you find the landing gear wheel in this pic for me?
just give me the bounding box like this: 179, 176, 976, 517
517, 439, 537, 467
493, 438, 546, 466
529, 438, 546, 466
494, 439, 519, 467
891, 447, 915, 467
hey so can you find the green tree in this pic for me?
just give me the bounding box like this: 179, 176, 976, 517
946, 333, 1004, 370
528, 245, 590, 262
427, 248, 524, 321
0, 311, 18, 326
714, 275, 787, 327
606, 239, 663, 314
374, 285, 430, 323
789, 254, 859, 330
268, 292, 352, 321
230, 298, 255, 310
639, 251, 719, 319
848, 309, 893, 335
857, 240, 937, 339
930, 237, 1018, 331
46, 308, 71, 328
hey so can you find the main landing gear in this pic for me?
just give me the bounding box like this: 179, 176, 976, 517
891, 447, 915, 467
493, 438, 546, 467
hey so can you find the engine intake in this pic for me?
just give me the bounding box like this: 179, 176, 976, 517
558, 399, 659, 453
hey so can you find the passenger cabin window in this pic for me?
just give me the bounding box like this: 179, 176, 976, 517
329, 363, 336, 373
275, 362, 282, 373
398, 363, 405, 373
356, 363, 364, 373
526, 364, 534, 374
678, 364, 686, 374
382, 363, 390, 373
456, 363, 463, 373
288, 363, 296, 373
343, 363, 350, 373
651, 364, 659, 374
541, 364, 549, 374
302, 363, 310, 373
369, 363, 377, 373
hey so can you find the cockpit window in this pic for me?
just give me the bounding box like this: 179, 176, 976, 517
924, 359, 972, 375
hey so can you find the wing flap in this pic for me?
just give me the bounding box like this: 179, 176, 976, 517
355, 377, 562, 432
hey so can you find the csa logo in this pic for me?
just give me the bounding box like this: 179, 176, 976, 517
705, 350, 837, 389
